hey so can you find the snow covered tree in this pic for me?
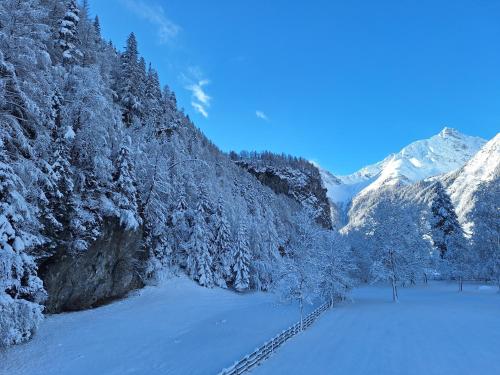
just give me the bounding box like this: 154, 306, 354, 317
0, 0, 50, 72
429, 182, 463, 259
112, 138, 140, 230
0, 142, 45, 346
118, 33, 142, 126
57, 0, 82, 65
276, 212, 321, 328
444, 233, 473, 292
77, 0, 99, 66
93, 16, 101, 39
365, 193, 432, 302
319, 233, 356, 306
186, 205, 214, 287
44, 113, 76, 251
233, 222, 251, 292
469, 182, 500, 290
144, 64, 162, 128
211, 198, 233, 288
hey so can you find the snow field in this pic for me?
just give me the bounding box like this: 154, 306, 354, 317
0, 276, 315, 375
253, 282, 500, 375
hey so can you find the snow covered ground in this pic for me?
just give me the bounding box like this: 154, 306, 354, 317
253, 282, 500, 375
0, 276, 313, 375
2, 281, 498, 375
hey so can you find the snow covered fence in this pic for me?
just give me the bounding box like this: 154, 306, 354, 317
217, 301, 331, 375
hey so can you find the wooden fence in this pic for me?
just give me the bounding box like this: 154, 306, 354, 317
217, 301, 331, 375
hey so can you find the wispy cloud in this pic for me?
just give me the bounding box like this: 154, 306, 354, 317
256, 110, 269, 121
183, 68, 211, 118
191, 102, 209, 118
122, 0, 180, 44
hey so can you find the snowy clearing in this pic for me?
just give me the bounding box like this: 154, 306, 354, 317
0, 276, 314, 375
2, 281, 499, 375
253, 282, 500, 375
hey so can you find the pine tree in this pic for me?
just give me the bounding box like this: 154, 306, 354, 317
186, 207, 214, 287
233, 223, 251, 291
144, 64, 163, 129
57, 0, 82, 65
118, 33, 143, 126
45, 111, 76, 251
93, 16, 101, 39
429, 182, 463, 259
112, 139, 140, 229
211, 198, 233, 287
77, 0, 99, 66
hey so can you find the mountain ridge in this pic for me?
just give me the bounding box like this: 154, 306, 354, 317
320, 127, 487, 212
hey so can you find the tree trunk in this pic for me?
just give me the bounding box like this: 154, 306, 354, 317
391, 277, 398, 303
458, 277, 463, 292
299, 299, 304, 331
424, 273, 428, 284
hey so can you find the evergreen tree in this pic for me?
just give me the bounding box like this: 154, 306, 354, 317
77, 0, 99, 66
93, 16, 101, 39
233, 222, 251, 291
45, 111, 76, 251
57, 0, 82, 65
112, 138, 140, 229
186, 207, 214, 287
144, 64, 163, 129
118, 33, 142, 126
211, 197, 233, 287
429, 182, 463, 259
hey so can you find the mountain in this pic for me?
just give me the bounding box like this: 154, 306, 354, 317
444, 133, 500, 234
321, 128, 487, 220
232, 152, 332, 229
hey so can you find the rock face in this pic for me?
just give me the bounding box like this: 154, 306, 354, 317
236, 160, 333, 229
38, 218, 145, 313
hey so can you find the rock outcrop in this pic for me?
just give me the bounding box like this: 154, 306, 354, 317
38, 218, 145, 313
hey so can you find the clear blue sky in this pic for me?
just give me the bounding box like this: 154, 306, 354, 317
90, 0, 499, 174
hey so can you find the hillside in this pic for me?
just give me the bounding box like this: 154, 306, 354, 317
0, 0, 335, 347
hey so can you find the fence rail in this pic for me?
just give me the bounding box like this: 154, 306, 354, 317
217, 301, 331, 375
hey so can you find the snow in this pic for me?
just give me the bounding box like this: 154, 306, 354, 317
253, 282, 500, 375
0, 276, 315, 375
320, 128, 486, 207
447, 133, 500, 229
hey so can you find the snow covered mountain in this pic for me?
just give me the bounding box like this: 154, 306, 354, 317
444, 133, 500, 233
321, 127, 487, 213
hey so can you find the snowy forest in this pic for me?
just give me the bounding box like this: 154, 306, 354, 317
0, 0, 499, 353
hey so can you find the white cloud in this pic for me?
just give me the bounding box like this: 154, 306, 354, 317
183, 68, 211, 118
191, 102, 208, 118
256, 110, 269, 121
122, 0, 180, 44
187, 79, 211, 106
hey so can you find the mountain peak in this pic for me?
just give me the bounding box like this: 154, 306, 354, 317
321, 129, 488, 207
439, 127, 462, 138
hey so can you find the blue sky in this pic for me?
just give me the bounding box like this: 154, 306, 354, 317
90, 0, 500, 174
